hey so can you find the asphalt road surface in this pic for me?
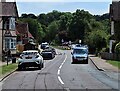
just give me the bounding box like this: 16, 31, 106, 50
1, 49, 120, 91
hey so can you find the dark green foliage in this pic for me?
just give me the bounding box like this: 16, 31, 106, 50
19, 10, 110, 52
115, 42, 120, 54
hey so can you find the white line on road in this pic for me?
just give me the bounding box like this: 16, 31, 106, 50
57, 69, 60, 75
57, 55, 67, 85
58, 76, 64, 85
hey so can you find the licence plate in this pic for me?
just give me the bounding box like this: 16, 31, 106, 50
26, 57, 32, 59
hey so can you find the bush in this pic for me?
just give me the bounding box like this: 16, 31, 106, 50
101, 47, 109, 53
115, 42, 120, 54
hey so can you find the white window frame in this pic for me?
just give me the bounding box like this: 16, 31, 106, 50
9, 17, 15, 30
5, 37, 16, 49
4, 17, 15, 30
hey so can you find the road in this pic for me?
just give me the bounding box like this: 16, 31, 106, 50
1, 49, 120, 91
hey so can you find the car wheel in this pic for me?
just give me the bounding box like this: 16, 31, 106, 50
72, 61, 75, 64
38, 64, 41, 70
18, 65, 22, 70
84, 59, 88, 64
41, 63, 44, 68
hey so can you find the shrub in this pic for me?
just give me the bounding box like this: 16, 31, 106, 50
101, 47, 109, 53
115, 42, 120, 54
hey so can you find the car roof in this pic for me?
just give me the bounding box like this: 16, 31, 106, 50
73, 47, 87, 50
23, 50, 38, 53
41, 42, 48, 44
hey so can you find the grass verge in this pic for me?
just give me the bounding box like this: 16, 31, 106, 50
0, 63, 18, 78
107, 60, 120, 69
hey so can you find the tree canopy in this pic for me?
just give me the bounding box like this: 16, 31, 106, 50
19, 9, 110, 52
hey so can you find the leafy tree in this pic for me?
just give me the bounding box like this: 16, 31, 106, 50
47, 21, 59, 42
68, 9, 90, 42
115, 42, 120, 54
85, 30, 107, 52
21, 13, 37, 19
27, 14, 37, 19
21, 14, 28, 18
37, 13, 48, 26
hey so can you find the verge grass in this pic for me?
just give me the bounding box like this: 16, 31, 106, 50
0, 63, 18, 78
107, 60, 120, 69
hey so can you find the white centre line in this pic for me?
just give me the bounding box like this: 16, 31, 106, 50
57, 55, 67, 85
58, 76, 64, 85
57, 69, 60, 75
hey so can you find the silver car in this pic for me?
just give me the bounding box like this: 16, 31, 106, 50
18, 50, 44, 70
71, 47, 88, 64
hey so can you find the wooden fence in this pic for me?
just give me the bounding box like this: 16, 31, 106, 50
101, 52, 120, 60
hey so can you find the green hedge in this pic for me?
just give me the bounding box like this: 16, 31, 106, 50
115, 42, 120, 54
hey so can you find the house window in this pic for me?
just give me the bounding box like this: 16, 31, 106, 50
5, 38, 10, 49
5, 38, 16, 49
9, 18, 15, 30
4, 17, 15, 30
4, 19, 9, 30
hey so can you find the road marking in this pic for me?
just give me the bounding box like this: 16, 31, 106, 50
58, 76, 64, 85
57, 55, 67, 85
57, 69, 60, 75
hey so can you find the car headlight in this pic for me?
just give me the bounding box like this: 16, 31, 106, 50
35, 55, 39, 58
19, 56, 23, 59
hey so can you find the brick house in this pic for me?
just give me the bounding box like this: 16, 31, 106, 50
0, 2, 18, 57
16, 22, 34, 44
109, 1, 120, 53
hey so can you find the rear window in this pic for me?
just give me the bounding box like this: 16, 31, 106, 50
22, 52, 38, 55
73, 49, 88, 54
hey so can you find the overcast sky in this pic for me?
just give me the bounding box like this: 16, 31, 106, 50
16, 1, 111, 16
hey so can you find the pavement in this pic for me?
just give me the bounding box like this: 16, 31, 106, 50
89, 55, 119, 72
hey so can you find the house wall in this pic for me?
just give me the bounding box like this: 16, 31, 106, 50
0, 18, 3, 59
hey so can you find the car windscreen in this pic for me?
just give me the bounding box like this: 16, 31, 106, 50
73, 49, 87, 54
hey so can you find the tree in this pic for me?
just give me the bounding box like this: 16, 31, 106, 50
47, 21, 59, 42
68, 9, 90, 42
85, 30, 107, 53
21, 13, 37, 19
37, 13, 48, 26
115, 42, 120, 54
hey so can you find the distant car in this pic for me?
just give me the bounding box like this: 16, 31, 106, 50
41, 47, 56, 59
18, 50, 44, 70
41, 42, 49, 49
71, 44, 76, 49
71, 46, 88, 64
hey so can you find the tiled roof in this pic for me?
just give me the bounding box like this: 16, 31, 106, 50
16, 22, 34, 38
28, 31, 34, 39
4, 30, 17, 37
16, 22, 28, 35
0, 2, 18, 17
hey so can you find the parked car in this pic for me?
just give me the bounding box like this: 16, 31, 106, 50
71, 46, 88, 64
18, 50, 44, 70
41, 42, 49, 49
41, 47, 56, 59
